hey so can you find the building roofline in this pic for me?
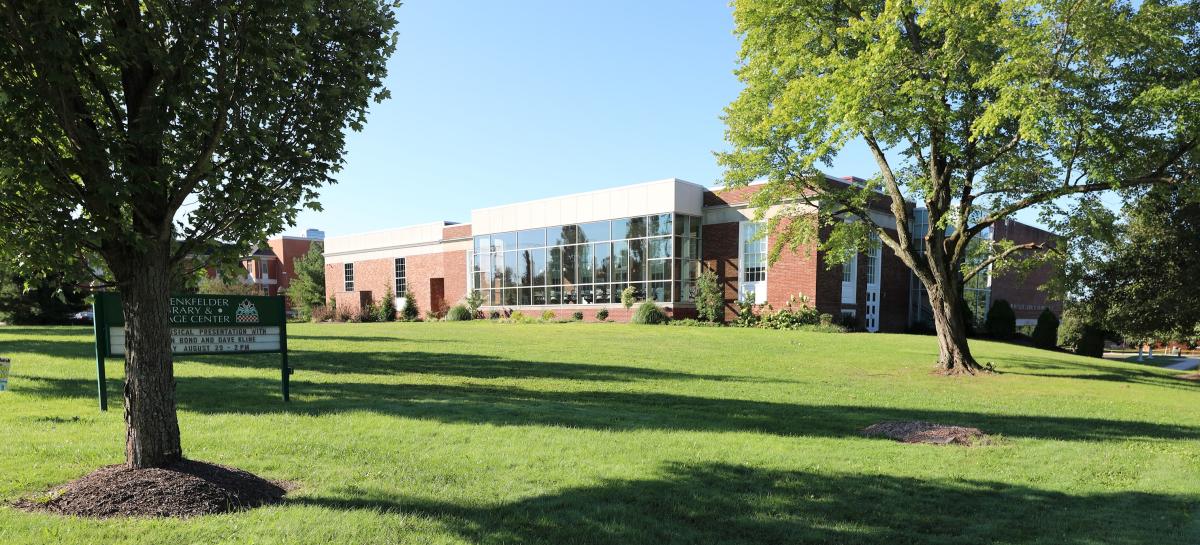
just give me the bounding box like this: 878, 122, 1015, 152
469, 178, 706, 214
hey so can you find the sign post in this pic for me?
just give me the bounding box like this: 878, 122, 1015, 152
0, 357, 11, 392
93, 293, 292, 411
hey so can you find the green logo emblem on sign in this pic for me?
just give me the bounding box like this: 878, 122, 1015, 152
235, 299, 260, 324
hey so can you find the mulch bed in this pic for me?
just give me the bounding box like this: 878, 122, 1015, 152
862, 421, 991, 445
15, 459, 287, 518
1178, 373, 1200, 381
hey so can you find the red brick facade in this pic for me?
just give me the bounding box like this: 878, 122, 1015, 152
989, 219, 1063, 322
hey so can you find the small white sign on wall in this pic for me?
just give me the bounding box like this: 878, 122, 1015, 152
0, 357, 10, 392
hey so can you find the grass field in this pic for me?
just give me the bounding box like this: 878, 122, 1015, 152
0, 322, 1197, 544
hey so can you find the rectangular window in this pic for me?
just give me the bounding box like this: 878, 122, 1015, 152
612, 241, 629, 283
578, 221, 609, 243
344, 263, 355, 292
741, 222, 766, 283
629, 239, 646, 282
517, 228, 546, 250
518, 250, 532, 287
866, 237, 880, 286
532, 248, 546, 286
561, 245, 576, 285
492, 232, 516, 253
548, 247, 562, 285
394, 258, 406, 295
594, 243, 610, 283
648, 236, 672, 258
552, 225, 577, 246
578, 244, 593, 284
648, 213, 672, 236
504, 251, 517, 288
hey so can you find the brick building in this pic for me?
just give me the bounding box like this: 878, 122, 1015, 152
238, 229, 324, 299
324, 178, 1059, 330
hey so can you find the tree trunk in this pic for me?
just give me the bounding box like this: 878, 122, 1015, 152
925, 282, 986, 375
118, 249, 183, 469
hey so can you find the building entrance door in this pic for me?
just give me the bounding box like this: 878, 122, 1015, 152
864, 235, 882, 332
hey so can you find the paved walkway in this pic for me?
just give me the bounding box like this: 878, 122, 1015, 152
1163, 357, 1200, 371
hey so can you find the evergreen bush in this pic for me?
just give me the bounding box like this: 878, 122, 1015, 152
401, 289, 419, 321
1031, 308, 1060, 349
571, 311, 583, 321
595, 308, 609, 321
376, 287, 396, 322
985, 299, 1016, 339
446, 304, 472, 321
694, 270, 724, 322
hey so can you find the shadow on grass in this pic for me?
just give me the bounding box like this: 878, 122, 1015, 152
996, 355, 1198, 391
24, 375, 1200, 442
291, 462, 1198, 545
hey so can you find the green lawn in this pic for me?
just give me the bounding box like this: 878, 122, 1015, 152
1, 322, 1197, 544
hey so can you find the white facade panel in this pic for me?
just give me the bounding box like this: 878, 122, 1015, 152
323, 221, 469, 264
470, 178, 705, 235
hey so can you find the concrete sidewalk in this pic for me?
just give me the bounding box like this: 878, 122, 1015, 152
1163, 357, 1200, 371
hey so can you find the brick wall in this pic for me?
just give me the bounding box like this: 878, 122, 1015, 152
326, 248, 470, 318
990, 219, 1062, 322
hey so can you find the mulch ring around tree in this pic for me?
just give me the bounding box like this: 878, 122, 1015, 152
1177, 373, 1200, 381
861, 421, 993, 446
15, 459, 288, 518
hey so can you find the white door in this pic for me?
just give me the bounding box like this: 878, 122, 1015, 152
864, 235, 882, 332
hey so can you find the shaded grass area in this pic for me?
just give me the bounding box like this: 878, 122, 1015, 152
0, 322, 1197, 544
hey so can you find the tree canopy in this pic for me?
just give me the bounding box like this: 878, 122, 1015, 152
720, 0, 1199, 373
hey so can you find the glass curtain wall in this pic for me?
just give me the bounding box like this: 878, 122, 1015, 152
907, 207, 992, 329
471, 213, 702, 306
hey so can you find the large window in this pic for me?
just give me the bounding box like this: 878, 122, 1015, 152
394, 258, 406, 295
344, 263, 355, 292
470, 213, 702, 306
741, 222, 766, 283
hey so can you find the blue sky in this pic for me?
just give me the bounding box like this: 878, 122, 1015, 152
289, 1, 1026, 238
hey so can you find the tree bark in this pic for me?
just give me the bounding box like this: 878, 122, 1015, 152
117, 247, 183, 469
925, 281, 986, 375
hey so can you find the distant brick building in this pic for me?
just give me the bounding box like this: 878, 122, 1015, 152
323, 178, 1059, 329
238, 229, 324, 300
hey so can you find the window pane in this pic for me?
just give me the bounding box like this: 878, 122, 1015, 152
649, 282, 669, 302
679, 282, 695, 303
578, 221, 609, 243
743, 222, 767, 283
519, 287, 532, 305
532, 248, 546, 285
504, 251, 517, 288
629, 239, 645, 282
678, 237, 699, 259
674, 214, 687, 236
518, 250, 532, 287
562, 245, 576, 285
548, 247, 561, 285
648, 213, 672, 236
562, 285, 577, 304
517, 228, 546, 249
648, 236, 672, 258
579, 284, 594, 305
578, 244, 593, 284
594, 243, 610, 283
649, 259, 669, 281
552, 225, 577, 246
474, 235, 491, 254
612, 241, 628, 282
533, 287, 547, 305
491, 252, 504, 288
594, 283, 610, 305
492, 232, 516, 253
627, 216, 646, 238
688, 215, 701, 238
503, 288, 517, 306
488, 288, 500, 306
548, 286, 561, 305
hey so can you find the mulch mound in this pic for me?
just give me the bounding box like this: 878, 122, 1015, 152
1178, 373, 1200, 381
16, 459, 286, 518
862, 421, 990, 445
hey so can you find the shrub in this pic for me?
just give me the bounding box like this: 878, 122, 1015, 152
401, 289, 419, 321
309, 305, 331, 323
446, 304, 472, 321
819, 313, 833, 326
334, 304, 352, 323
376, 287, 396, 322
1075, 325, 1106, 357
1031, 308, 1059, 349
732, 294, 759, 328
571, 311, 583, 321
694, 270, 724, 322
631, 301, 666, 324
595, 308, 609, 321
424, 310, 441, 321
985, 299, 1016, 340
667, 318, 721, 327
540, 310, 556, 322
360, 302, 379, 323
465, 290, 485, 318
758, 294, 821, 330
489, 310, 501, 320
620, 285, 637, 309
508, 310, 536, 324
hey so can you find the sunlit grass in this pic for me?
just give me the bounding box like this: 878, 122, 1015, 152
0, 322, 1197, 544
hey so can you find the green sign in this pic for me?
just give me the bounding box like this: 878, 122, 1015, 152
93, 293, 292, 411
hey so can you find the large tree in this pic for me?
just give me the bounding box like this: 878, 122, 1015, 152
0, 1, 397, 468
720, 0, 1199, 374
1058, 186, 1200, 345
284, 241, 325, 319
